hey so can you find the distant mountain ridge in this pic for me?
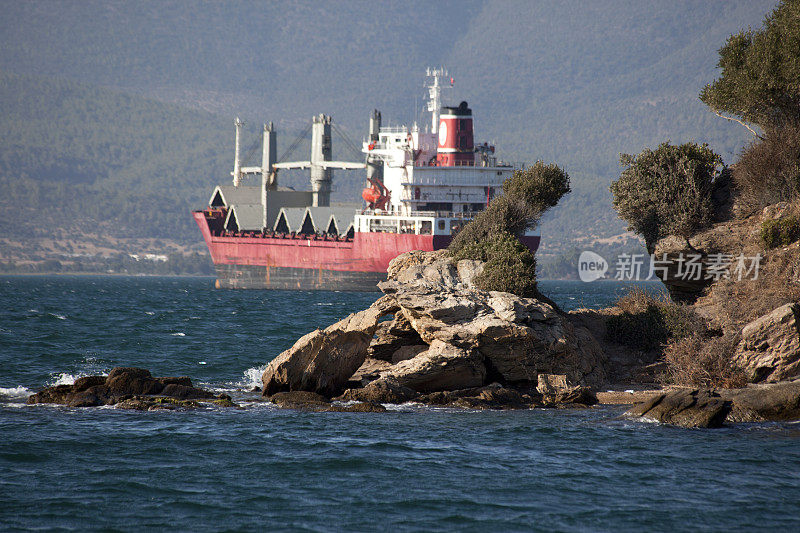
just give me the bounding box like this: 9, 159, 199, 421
0, 0, 778, 253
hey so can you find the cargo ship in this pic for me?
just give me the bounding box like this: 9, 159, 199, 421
193, 68, 540, 290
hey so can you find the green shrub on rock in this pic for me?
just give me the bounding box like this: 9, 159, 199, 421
448, 162, 570, 298
452, 231, 538, 297
449, 162, 570, 255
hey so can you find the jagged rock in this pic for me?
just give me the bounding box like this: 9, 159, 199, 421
384, 250, 454, 288
456, 259, 484, 288
536, 373, 569, 394
536, 374, 597, 406
349, 357, 393, 386
335, 378, 419, 404
387, 280, 606, 386
268, 391, 331, 410
733, 303, 800, 382
625, 389, 731, 428
367, 312, 424, 362
261, 299, 394, 397
261, 250, 607, 404
391, 344, 428, 364
378, 339, 486, 392
719, 380, 800, 422
27, 367, 220, 407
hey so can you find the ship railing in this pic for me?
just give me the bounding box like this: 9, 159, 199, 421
410, 160, 520, 168
211, 229, 353, 242
359, 209, 476, 220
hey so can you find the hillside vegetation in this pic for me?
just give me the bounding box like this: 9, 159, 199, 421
0, 0, 778, 272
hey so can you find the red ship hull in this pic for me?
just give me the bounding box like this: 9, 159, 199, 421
193, 211, 541, 291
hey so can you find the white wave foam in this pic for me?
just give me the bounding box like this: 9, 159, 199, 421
49, 313, 67, 320
145, 311, 155, 315
0, 386, 31, 399
49, 372, 82, 386
171, 332, 186, 337
315, 302, 334, 306
238, 364, 269, 390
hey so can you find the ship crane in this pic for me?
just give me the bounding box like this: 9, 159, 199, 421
232, 114, 366, 208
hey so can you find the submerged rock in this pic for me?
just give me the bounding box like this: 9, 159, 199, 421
327, 402, 387, 413
27, 367, 228, 408
268, 391, 331, 410
335, 378, 419, 404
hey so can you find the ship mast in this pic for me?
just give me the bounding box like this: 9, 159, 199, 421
425, 67, 449, 134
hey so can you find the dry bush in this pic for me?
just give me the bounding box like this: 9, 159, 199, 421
661, 333, 747, 389
706, 244, 800, 330
733, 122, 800, 215
606, 288, 707, 351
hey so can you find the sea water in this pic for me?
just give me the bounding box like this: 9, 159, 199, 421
1, 276, 798, 531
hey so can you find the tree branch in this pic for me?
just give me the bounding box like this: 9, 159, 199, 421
713, 111, 764, 140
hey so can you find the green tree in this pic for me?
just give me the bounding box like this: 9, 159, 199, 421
699, 1, 800, 134
610, 142, 723, 253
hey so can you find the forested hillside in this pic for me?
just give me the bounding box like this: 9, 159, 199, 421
0, 0, 778, 274
0, 71, 228, 240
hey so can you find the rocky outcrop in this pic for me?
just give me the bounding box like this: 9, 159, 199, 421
27, 367, 230, 409
261, 299, 395, 397
625, 380, 800, 427
719, 380, 800, 422
625, 389, 732, 428
733, 303, 800, 382
378, 254, 607, 387
261, 250, 606, 408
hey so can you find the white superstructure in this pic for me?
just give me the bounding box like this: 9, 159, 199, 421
355, 68, 530, 238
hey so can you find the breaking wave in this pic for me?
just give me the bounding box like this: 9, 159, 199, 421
0, 386, 31, 399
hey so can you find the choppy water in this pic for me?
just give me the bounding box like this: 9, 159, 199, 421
1, 276, 799, 531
